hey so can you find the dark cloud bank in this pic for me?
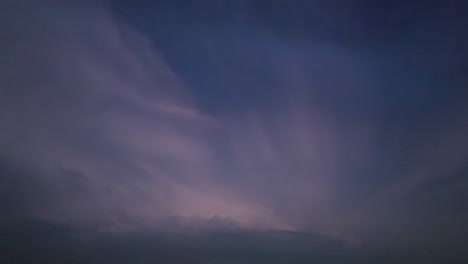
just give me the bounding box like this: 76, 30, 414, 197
1, 0, 467, 263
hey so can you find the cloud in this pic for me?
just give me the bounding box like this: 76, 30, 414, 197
0, 0, 297, 231
1, 1, 467, 254
0, 217, 369, 264
3, 216, 466, 264
0, 0, 211, 223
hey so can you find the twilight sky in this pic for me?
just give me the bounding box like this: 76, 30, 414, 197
0, 0, 467, 263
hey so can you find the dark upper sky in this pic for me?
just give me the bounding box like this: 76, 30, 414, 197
0, 0, 467, 263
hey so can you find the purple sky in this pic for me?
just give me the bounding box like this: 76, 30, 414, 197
0, 0, 467, 259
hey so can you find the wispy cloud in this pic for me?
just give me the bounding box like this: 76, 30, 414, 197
1, 1, 467, 250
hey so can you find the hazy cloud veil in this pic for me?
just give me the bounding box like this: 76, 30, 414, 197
1, 1, 467, 255
0, 0, 305, 231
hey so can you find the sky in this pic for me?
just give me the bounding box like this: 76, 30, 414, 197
0, 0, 467, 263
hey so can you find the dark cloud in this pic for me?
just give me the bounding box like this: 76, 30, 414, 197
2, 217, 465, 264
